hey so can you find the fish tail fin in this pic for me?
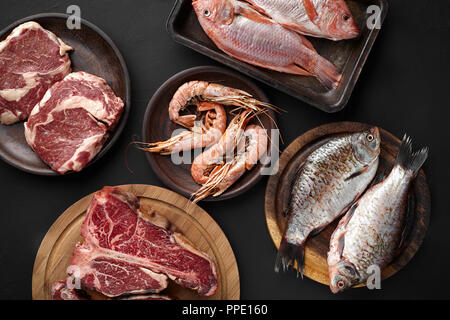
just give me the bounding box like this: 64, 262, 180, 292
396, 134, 429, 177
274, 237, 305, 278
311, 56, 342, 90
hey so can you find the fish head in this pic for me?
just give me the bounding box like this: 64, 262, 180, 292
352, 127, 381, 165
193, 0, 235, 26
329, 260, 360, 294
320, 1, 359, 40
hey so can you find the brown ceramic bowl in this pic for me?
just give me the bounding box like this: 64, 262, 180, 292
142, 66, 276, 201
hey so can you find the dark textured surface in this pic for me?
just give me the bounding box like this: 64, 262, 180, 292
0, 0, 448, 299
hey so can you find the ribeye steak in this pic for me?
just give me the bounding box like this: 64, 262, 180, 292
0, 21, 72, 125
24, 71, 124, 174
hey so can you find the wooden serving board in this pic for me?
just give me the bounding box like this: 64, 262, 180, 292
32, 184, 240, 300
265, 122, 430, 287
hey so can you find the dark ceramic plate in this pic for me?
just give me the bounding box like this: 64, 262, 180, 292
142, 66, 276, 201
167, 0, 388, 112
0, 13, 130, 175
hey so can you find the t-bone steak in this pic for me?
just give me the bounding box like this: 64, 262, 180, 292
50, 279, 172, 300
24, 71, 124, 174
50, 280, 90, 300
67, 187, 218, 297
0, 21, 72, 125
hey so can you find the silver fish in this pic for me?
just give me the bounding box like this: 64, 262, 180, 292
275, 128, 381, 276
328, 135, 428, 293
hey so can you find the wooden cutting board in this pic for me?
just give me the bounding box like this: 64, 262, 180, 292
265, 122, 430, 287
32, 184, 240, 300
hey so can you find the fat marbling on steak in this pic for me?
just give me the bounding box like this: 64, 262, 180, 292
50, 279, 172, 300
0, 21, 72, 125
24, 71, 124, 174
67, 187, 218, 297
50, 280, 90, 300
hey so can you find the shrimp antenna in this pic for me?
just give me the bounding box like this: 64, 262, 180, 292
125, 140, 139, 174
253, 110, 285, 147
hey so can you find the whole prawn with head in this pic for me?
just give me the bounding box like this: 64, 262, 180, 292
191, 111, 268, 202
137, 101, 227, 155
137, 80, 275, 155
169, 80, 275, 128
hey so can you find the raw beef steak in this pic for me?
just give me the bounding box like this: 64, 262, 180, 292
68, 187, 218, 297
70, 242, 169, 297
50, 280, 90, 300
119, 294, 172, 300
24, 72, 124, 174
0, 21, 72, 125
50, 279, 172, 300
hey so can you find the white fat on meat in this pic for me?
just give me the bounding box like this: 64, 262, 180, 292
0, 21, 72, 124
24, 71, 124, 174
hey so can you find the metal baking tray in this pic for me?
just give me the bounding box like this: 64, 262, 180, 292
167, 0, 388, 112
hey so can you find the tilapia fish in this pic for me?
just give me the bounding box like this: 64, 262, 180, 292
193, 0, 341, 89
246, 0, 359, 40
328, 135, 428, 293
275, 128, 380, 276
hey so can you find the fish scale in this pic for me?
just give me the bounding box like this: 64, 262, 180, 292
193, 0, 342, 89
246, 0, 359, 40
276, 128, 380, 275
327, 135, 428, 293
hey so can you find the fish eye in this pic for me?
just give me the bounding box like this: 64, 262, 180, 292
366, 134, 374, 142
343, 14, 349, 21
337, 280, 345, 288
203, 9, 211, 17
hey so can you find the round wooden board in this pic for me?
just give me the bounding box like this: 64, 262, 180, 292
32, 184, 240, 300
265, 122, 430, 287
0, 13, 130, 175
142, 66, 275, 201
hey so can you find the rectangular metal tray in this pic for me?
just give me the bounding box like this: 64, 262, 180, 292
167, 0, 388, 113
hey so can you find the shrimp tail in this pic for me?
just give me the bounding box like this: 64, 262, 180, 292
174, 114, 197, 128
134, 131, 191, 155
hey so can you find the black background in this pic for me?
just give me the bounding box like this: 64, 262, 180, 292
0, 0, 448, 300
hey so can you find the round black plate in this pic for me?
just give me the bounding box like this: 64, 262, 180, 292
0, 13, 130, 175
142, 66, 276, 201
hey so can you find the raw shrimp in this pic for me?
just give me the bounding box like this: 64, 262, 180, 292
136, 102, 227, 155
191, 110, 253, 185
192, 124, 268, 202
169, 80, 276, 128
